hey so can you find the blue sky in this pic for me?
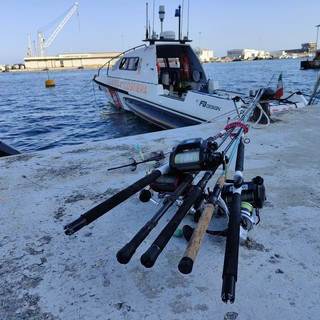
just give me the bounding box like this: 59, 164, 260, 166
1, 0, 319, 64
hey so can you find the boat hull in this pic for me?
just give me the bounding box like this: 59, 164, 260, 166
300, 60, 320, 70
123, 97, 202, 129
94, 78, 245, 129
93, 40, 308, 129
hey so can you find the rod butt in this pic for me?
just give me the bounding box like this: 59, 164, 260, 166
178, 256, 194, 274
221, 275, 236, 304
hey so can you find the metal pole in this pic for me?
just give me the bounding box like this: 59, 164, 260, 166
178, 5, 181, 40
316, 25, 320, 50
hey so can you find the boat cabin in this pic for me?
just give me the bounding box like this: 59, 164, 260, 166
106, 39, 209, 98
155, 43, 208, 93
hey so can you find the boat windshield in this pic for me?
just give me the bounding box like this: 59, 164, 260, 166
119, 57, 140, 70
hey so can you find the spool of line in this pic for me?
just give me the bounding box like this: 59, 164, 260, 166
240, 201, 254, 231
174, 151, 200, 164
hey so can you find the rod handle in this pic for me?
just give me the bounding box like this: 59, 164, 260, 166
140, 170, 217, 269
116, 224, 152, 264
221, 274, 236, 304
140, 244, 161, 268
178, 203, 215, 274
64, 216, 87, 235
64, 164, 170, 235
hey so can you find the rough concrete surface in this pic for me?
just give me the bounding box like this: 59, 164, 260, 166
1, 105, 319, 319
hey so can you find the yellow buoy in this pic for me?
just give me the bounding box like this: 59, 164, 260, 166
45, 79, 55, 87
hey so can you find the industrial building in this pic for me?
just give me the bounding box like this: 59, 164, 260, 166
24, 52, 120, 70
227, 42, 316, 61
227, 48, 271, 60
196, 49, 214, 63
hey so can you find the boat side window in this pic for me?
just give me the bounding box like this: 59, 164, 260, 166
157, 58, 166, 69
119, 57, 140, 70
128, 57, 139, 70
168, 57, 180, 69
119, 58, 128, 69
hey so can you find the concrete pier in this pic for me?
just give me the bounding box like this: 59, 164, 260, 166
1, 105, 319, 319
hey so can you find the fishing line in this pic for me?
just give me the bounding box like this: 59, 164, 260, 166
22, 175, 73, 191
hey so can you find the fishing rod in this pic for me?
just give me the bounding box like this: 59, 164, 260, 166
107, 151, 165, 171
221, 134, 244, 304
64, 164, 170, 235
178, 165, 227, 274
116, 172, 197, 264
177, 88, 266, 294
63, 87, 267, 303
219, 90, 266, 303
177, 130, 241, 275
140, 165, 221, 268
63, 113, 239, 237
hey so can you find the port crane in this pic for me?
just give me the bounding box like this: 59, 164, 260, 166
37, 2, 79, 57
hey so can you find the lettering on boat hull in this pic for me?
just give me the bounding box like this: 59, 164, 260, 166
199, 100, 221, 111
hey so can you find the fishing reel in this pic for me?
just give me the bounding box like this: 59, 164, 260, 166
150, 172, 188, 193
139, 137, 226, 202
139, 171, 190, 203
221, 176, 266, 209
169, 138, 224, 172
225, 176, 265, 237
190, 176, 266, 239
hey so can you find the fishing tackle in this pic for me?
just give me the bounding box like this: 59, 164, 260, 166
107, 150, 165, 171
64, 88, 267, 303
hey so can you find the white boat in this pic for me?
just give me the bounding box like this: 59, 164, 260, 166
93, 7, 307, 129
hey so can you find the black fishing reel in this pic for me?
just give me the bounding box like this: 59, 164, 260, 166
169, 138, 224, 172
139, 171, 190, 202
190, 176, 266, 239
150, 172, 188, 193
221, 176, 266, 209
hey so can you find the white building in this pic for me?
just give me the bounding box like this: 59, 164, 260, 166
227, 49, 271, 60
196, 49, 214, 63
24, 52, 120, 70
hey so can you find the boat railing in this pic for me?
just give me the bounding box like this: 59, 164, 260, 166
97, 44, 147, 76
308, 73, 320, 105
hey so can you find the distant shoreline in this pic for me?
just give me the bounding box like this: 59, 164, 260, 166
1, 56, 308, 73
1, 66, 101, 73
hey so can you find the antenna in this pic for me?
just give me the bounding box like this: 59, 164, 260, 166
187, 0, 190, 39
175, 5, 181, 40
316, 24, 320, 50
181, 0, 184, 38
159, 5, 165, 33
152, 0, 155, 38
145, 2, 149, 39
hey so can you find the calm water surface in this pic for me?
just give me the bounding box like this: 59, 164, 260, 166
0, 59, 318, 153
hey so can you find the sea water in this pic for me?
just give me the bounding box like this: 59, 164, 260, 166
0, 59, 318, 153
